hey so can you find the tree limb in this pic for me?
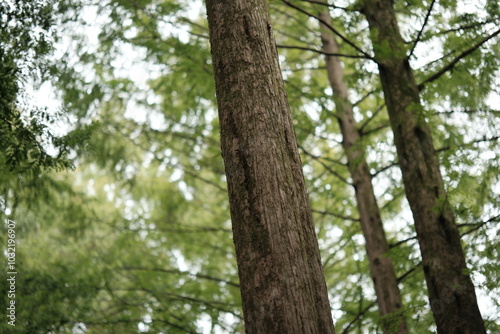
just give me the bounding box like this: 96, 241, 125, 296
418, 28, 500, 90
358, 104, 385, 134
460, 214, 500, 237
312, 208, 360, 222
298, 0, 360, 11
360, 123, 390, 137
278, 44, 371, 59
302, 147, 353, 185
408, 0, 437, 59
122, 266, 240, 288
353, 89, 377, 106
372, 161, 398, 178
281, 0, 374, 60
390, 235, 418, 249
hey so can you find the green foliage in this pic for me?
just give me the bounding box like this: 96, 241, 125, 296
2, 0, 499, 333
0, 0, 96, 181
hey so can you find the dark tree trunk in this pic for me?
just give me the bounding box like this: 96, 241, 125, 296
205, 1, 336, 333
319, 10, 407, 334
361, 1, 486, 333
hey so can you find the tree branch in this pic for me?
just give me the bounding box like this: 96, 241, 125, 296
419, 19, 499, 41
387, 214, 500, 250
340, 262, 421, 333
390, 235, 418, 249
302, 147, 353, 185
434, 108, 500, 116
277, 44, 371, 59
418, 28, 500, 90
358, 104, 385, 134
122, 266, 240, 288
397, 263, 421, 282
281, 0, 374, 60
72, 318, 196, 333
340, 300, 376, 334
460, 214, 500, 237
437, 136, 500, 153
360, 123, 390, 137
298, 0, 359, 11
312, 208, 360, 222
353, 89, 377, 106
408, 0, 437, 59
372, 161, 398, 177
299, 145, 347, 166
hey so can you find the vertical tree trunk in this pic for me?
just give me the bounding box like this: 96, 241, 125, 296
205, 1, 336, 333
319, 10, 407, 334
360, 1, 486, 333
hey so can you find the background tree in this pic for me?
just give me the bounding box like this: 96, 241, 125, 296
361, 0, 494, 331
317, 6, 406, 333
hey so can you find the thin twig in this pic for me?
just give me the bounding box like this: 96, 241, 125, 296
341, 301, 376, 334
418, 28, 500, 90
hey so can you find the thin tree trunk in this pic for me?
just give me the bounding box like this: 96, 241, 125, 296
319, 10, 407, 334
205, 1, 336, 333
360, 1, 486, 332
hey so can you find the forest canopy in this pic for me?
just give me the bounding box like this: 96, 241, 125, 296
1, 0, 499, 333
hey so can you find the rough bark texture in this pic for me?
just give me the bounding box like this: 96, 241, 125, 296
319, 10, 407, 334
205, 1, 336, 333
361, 1, 486, 333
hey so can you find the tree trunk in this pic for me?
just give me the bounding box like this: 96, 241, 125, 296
205, 1, 336, 333
319, 10, 407, 334
360, 1, 486, 333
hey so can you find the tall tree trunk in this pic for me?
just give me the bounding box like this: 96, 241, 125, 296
205, 1, 335, 333
360, 1, 486, 333
319, 10, 407, 334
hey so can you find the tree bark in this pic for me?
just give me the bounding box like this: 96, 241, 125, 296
360, 1, 486, 333
205, 1, 336, 333
319, 10, 407, 334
